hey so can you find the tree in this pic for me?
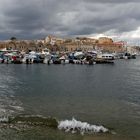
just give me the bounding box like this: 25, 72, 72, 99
10, 37, 17, 41
9, 37, 17, 50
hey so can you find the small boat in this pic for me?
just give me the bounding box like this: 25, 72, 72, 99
94, 58, 114, 64
97, 53, 114, 60
131, 54, 136, 59
53, 59, 61, 64
12, 56, 22, 64
59, 55, 69, 64
52, 55, 61, 64
42, 48, 51, 64
0, 58, 4, 63
74, 51, 85, 59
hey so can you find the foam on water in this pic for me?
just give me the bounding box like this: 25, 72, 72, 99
0, 116, 9, 123
58, 118, 109, 135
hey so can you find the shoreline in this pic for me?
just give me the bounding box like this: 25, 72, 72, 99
0, 115, 139, 140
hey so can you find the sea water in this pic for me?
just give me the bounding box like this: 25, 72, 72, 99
0, 57, 140, 139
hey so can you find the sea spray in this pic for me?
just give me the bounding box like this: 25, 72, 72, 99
58, 118, 109, 135
0, 116, 9, 123
0, 115, 109, 135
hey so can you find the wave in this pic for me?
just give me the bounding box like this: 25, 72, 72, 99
0, 115, 110, 135
58, 118, 109, 135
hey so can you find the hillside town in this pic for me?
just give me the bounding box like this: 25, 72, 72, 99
0, 36, 139, 64
0, 36, 140, 54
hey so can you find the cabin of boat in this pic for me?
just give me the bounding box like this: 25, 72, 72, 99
97, 53, 114, 60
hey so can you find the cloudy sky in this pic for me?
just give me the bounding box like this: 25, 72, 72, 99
0, 0, 140, 44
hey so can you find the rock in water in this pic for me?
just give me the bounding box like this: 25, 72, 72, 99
9, 115, 58, 128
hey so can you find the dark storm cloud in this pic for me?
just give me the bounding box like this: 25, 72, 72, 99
0, 0, 140, 40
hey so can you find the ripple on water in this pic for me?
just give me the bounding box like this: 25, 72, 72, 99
0, 69, 24, 117
0, 94, 24, 116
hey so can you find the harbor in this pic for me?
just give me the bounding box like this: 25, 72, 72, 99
0, 37, 140, 140
0, 48, 137, 65
1, 0, 140, 139
0, 36, 139, 66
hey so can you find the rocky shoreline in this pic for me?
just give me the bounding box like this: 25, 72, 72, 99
0, 115, 110, 135
0, 115, 58, 131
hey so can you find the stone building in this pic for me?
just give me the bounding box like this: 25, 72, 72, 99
98, 37, 113, 44
127, 46, 140, 54
0, 36, 126, 53
0, 40, 46, 52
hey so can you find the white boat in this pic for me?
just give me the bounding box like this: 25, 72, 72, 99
97, 53, 114, 60
74, 51, 84, 59
43, 57, 52, 64
22, 54, 35, 63
22, 54, 29, 63
59, 55, 69, 64
42, 48, 52, 64
43, 54, 51, 64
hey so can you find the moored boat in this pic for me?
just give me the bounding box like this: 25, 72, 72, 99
97, 53, 114, 60
94, 58, 114, 64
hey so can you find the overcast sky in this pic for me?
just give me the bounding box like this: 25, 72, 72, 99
0, 0, 140, 44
